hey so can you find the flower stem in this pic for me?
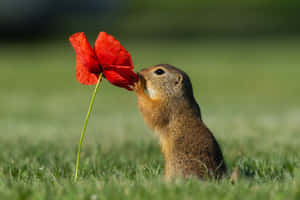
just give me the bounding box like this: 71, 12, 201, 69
74, 73, 103, 182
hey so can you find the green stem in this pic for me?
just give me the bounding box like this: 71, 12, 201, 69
74, 73, 103, 182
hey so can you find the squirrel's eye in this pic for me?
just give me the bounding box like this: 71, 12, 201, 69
154, 68, 165, 75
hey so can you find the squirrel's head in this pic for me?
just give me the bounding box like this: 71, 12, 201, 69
138, 64, 194, 101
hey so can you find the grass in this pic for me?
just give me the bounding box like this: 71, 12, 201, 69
0, 37, 300, 199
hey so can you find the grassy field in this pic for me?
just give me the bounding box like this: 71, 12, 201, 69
0, 37, 300, 199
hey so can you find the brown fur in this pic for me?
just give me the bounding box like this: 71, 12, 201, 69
134, 64, 226, 180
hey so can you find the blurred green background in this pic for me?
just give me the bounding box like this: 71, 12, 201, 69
0, 0, 300, 199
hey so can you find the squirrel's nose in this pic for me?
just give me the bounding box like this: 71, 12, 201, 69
137, 72, 146, 88
137, 71, 145, 80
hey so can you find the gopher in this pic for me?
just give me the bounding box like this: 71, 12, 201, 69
134, 64, 226, 180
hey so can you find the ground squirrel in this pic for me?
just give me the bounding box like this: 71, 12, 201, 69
134, 64, 226, 180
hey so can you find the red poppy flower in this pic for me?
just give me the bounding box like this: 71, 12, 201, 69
69, 32, 138, 90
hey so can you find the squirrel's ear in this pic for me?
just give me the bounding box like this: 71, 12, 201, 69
175, 74, 183, 87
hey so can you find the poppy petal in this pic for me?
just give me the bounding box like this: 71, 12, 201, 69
70, 32, 101, 74
94, 32, 133, 68
103, 65, 138, 91
76, 56, 99, 85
